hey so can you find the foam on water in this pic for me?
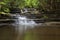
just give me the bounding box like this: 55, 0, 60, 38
13, 14, 38, 33
18, 16, 36, 25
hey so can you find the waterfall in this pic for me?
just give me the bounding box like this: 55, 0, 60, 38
12, 14, 37, 40
15, 14, 37, 31
11, 14, 37, 32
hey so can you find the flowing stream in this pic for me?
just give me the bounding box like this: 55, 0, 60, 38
14, 14, 37, 32
13, 14, 38, 40
0, 13, 43, 40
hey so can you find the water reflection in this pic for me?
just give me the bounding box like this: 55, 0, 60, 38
0, 14, 41, 40
11, 14, 41, 40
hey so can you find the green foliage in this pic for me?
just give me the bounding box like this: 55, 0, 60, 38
0, 0, 47, 14
11, 0, 40, 8
0, 12, 10, 16
32, 0, 39, 8
0, 5, 10, 13
18, 0, 26, 8
24, 0, 39, 8
38, 0, 48, 11
0, 0, 11, 13
0, 2, 6, 5
3, 7, 10, 13
0, 0, 47, 10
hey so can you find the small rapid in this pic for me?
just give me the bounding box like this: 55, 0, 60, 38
15, 14, 37, 32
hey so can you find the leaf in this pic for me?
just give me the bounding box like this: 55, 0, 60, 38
0, 2, 6, 5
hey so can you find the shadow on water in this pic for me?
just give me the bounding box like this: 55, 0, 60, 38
0, 25, 18, 40
0, 24, 37, 40
0, 24, 60, 40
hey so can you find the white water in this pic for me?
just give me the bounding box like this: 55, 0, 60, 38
13, 15, 37, 32
18, 16, 36, 25
11, 14, 43, 40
